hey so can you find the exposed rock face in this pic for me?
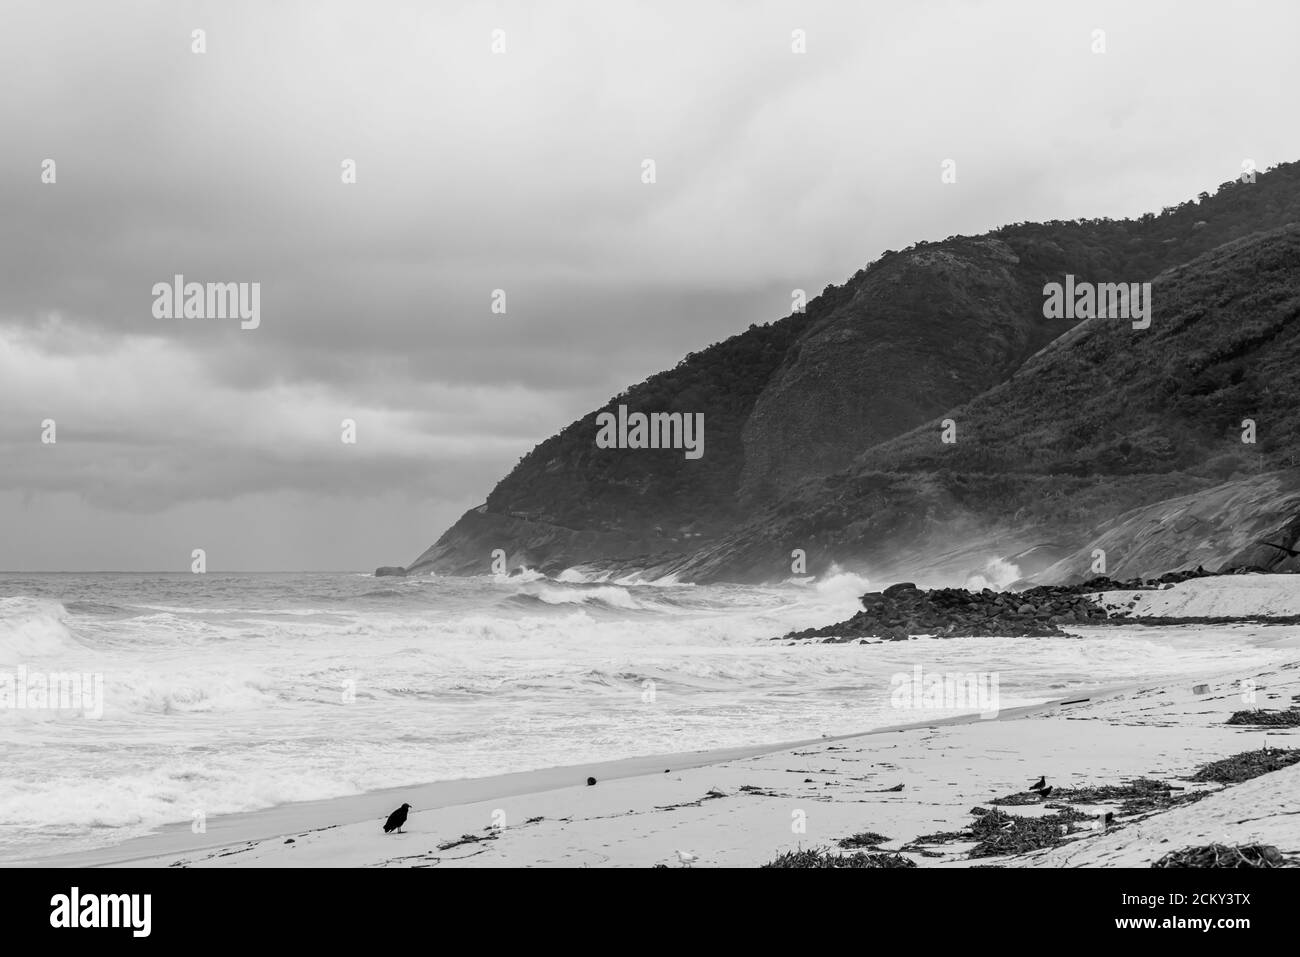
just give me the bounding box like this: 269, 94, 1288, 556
414, 240, 1075, 576
373, 566, 408, 577
1034, 474, 1300, 584
408, 164, 1300, 584
406, 505, 678, 577
739, 238, 1056, 501
666, 224, 1300, 584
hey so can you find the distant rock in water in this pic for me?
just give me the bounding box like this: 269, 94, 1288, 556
780, 581, 1111, 642
374, 566, 407, 577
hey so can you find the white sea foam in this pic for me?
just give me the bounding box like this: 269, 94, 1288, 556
965, 557, 1023, 591
0, 598, 83, 660
1, 572, 1295, 862
813, 567, 873, 600
527, 583, 646, 610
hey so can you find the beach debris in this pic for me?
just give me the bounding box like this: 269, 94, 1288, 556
1079, 811, 1118, 833
968, 807, 1088, 857
761, 847, 916, 868
996, 777, 1204, 815
655, 788, 733, 810
586, 776, 597, 786
914, 805, 1091, 858
836, 831, 891, 849
1193, 683, 1210, 694
676, 850, 699, 867
1225, 708, 1300, 727
843, 782, 907, 793
1153, 843, 1290, 868
436, 832, 498, 851
382, 803, 412, 834
1189, 747, 1300, 783
993, 790, 1046, 806
738, 784, 784, 797
284, 838, 295, 844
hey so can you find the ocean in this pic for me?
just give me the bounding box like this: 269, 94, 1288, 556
1, 570, 1293, 861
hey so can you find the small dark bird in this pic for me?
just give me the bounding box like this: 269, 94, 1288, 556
586, 776, 597, 786
1029, 776, 1046, 791
382, 803, 412, 834
1037, 785, 1054, 800
1259, 540, 1300, 558
1104, 811, 1115, 825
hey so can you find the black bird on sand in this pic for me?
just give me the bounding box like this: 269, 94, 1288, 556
1037, 785, 1054, 800
1028, 776, 1046, 792
1258, 540, 1300, 558
383, 803, 412, 834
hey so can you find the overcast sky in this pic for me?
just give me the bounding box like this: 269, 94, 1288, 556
2, 0, 1297, 571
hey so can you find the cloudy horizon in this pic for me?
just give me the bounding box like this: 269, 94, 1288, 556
3, 0, 1298, 571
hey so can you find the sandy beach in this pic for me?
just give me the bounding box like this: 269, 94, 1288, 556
21, 601, 1299, 869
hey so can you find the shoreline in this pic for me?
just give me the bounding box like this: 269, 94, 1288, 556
13, 575, 1300, 869
14, 690, 1119, 868
88, 651, 1300, 868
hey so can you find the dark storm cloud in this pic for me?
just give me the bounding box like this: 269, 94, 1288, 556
1, 0, 1298, 568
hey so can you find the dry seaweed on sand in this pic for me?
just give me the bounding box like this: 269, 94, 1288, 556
913, 806, 1091, 858
760, 847, 916, 868
436, 832, 498, 851
1188, 748, 1300, 784
1152, 843, 1291, 868
988, 790, 1047, 806
1056, 777, 1206, 815
1225, 708, 1300, 727
991, 776, 1207, 815
738, 784, 785, 797
654, 788, 730, 810
967, 807, 1092, 858
895, 842, 946, 858
836, 831, 891, 849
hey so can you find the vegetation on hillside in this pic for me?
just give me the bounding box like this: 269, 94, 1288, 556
440, 162, 1300, 571
694, 223, 1300, 578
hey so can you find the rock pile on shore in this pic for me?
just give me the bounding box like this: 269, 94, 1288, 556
781, 580, 1109, 642
1022, 565, 1218, 597
777, 567, 1292, 643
